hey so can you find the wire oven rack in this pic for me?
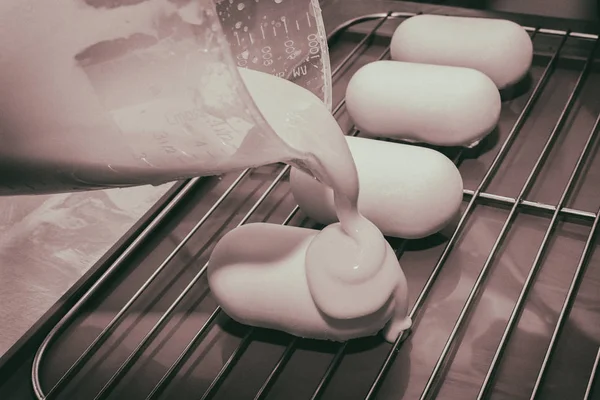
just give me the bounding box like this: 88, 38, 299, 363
27, 10, 600, 400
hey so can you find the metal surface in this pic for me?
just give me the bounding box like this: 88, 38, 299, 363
2, 3, 599, 400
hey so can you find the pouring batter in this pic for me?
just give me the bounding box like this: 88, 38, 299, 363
208, 68, 412, 343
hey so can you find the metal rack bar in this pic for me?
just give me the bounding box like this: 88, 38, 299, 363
330, 11, 392, 77
530, 210, 600, 395
327, 11, 406, 42
309, 347, 345, 400
144, 307, 225, 400
253, 337, 299, 400
477, 37, 600, 399
419, 28, 598, 400
531, 209, 600, 399
197, 330, 253, 400
583, 347, 600, 400
389, 11, 600, 40
463, 191, 598, 222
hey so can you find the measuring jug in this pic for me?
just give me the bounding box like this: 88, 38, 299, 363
0, 0, 332, 195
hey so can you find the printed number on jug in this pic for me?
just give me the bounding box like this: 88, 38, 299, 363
285, 40, 298, 60
262, 46, 273, 66
307, 33, 320, 58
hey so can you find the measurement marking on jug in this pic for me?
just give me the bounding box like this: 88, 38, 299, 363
233, 31, 241, 45
307, 33, 320, 59
284, 40, 297, 60
282, 17, 289, 34
306, 12, 312, 27
261, 46, 273, 66
260, 24, 266, 39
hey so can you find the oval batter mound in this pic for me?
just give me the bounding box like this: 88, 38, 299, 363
207, 223, 411, 343
345, 60, 501, 147
390, 14, 533, 90
290, 136, 464, 239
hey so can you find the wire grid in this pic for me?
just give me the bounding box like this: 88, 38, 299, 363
31, 11, 600, 400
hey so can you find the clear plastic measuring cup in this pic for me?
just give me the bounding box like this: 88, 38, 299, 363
0, 0, 332, 194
